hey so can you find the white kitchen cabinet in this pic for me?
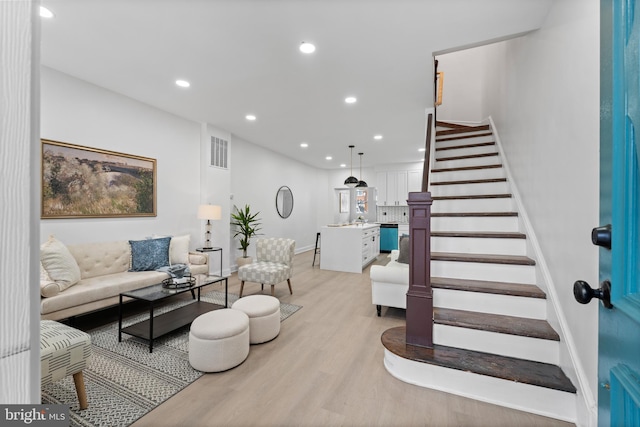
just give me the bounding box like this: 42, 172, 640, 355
376, 171, 411, 206
407, 170, 423, 193
320, 224, 380, 273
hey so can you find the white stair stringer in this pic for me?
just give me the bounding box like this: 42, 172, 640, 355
432, 324, 559, 365
383, 350, 577, 423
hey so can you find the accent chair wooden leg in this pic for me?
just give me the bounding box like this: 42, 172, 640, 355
261, 284, 264, 291
271, 285, 275, 296
239, 281, 245, 298
73, 371, 88, 410
376, 305, 382, 317
287, 279, 292, 295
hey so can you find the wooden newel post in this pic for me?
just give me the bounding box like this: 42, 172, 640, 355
406, 191, 433, 348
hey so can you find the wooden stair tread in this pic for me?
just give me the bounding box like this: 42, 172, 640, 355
432, 194, 511, 201
436, 124, 491, 136
436, 132, 493, 142
432, 164, 502, 173
431, 252, 536, 266
431, 178, 506, 186
381, 327, 576, 393
431, 231, 525, 239
431, 211, 518, 217
434, 308, 558, 341
436, 121, 484, 130
431, 276, 545, 298
436, 152, 498, 162
436, 142, 495, 151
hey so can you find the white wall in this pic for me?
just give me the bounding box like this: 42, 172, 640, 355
438, 0, 600, 424
1, 0, 39, 404
40, 67, 203, 248
229, 137, 329, 265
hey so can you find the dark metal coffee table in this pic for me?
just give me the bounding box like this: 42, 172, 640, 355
118, 275, 228, 352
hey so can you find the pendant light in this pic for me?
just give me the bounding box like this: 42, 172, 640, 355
344, 145, 358, 187
356, 152, 368, 188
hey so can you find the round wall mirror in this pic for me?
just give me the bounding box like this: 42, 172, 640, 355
276, 186, 294, 218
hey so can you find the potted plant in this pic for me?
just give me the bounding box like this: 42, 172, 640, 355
231, 204, 262, 267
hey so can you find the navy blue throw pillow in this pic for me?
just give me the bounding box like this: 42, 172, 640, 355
129, 237, 171, 271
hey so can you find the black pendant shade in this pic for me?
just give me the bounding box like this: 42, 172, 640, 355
344, 145, 358, 188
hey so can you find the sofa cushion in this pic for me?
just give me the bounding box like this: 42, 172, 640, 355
129, 237, 171, 271
40, 236, 82, 292
170, 234, 190, 265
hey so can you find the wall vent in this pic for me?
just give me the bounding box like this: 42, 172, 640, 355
210, 136, 228, 169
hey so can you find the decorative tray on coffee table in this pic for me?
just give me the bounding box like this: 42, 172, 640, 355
161, 274, 196, 290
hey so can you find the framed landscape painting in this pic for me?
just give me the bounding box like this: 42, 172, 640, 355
41, 139, 157, 219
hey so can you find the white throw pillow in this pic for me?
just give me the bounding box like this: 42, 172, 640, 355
170, 234, 190, 265
40, 262, 60, 298
40, 235, 81, 292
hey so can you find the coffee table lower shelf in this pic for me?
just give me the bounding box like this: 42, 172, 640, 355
121, 301, 222, 351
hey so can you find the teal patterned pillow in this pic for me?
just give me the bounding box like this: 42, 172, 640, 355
129, 237, 171, 271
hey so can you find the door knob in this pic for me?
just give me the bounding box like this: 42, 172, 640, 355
591, 224, 611, 249
573, 280, 613, 309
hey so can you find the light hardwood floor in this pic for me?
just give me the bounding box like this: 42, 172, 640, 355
129, 250, 574, 427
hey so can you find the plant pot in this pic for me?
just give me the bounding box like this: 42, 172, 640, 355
237, 256, 253, 268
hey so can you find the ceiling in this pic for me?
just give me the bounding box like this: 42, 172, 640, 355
40, 0, 554, 170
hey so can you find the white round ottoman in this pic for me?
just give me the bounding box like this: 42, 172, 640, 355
231, 295, 281, 344
188, 309, 249, 372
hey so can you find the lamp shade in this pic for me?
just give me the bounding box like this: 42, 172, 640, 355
197, 204, 222, 220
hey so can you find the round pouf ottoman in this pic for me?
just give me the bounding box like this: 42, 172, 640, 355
231, 295, 281, 344
188, 308, 250, 372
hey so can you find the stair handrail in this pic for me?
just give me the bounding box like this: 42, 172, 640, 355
422, 113, 433, 191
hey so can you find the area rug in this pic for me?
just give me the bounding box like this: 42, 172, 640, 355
41, 291, 301, 427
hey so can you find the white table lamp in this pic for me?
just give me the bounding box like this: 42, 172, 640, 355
197, 204, 222, 249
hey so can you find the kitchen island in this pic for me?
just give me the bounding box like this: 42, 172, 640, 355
320, 223, 380, 273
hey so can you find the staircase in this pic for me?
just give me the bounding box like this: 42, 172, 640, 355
381, 121, 577, 423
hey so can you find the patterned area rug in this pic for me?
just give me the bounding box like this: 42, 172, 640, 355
41, 291, 301, 427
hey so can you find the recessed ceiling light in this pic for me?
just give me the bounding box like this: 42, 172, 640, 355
246, 114, 257, 121
300, 143, 308, 148
175, 79, 190, 88
340, 164, 347, 168
39, 6, 54, 18
345, 96, 357, 104
299, 42, 316, 54
418, 148, 426, 152
326, 156, 333, 160
374, 135, 383, 140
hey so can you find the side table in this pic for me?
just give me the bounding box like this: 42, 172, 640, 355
196, 247, 223, 277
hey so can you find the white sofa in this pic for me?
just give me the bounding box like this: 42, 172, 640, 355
369, 250, 409, 316
40, 239, 208, 321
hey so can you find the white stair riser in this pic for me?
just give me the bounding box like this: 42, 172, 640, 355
433, 288, 545, 319
431, 168, 505, 182
431, 260, 536, 284
431, 235, 525, 256
384, 351, 577, 423
433, 325, 559, 365
435, 156, 500, 170
431, 197, 514, 213
431, 181, 510, 197
435, 135, 494, 148
431, 216, 520, 232
435, 144, 497, 157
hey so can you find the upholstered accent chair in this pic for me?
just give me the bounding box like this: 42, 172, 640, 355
237, 237, 295, 297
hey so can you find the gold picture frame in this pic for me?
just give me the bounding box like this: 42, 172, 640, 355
41, 139, 157, 219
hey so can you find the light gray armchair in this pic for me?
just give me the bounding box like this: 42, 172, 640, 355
237, 237, 296, 297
